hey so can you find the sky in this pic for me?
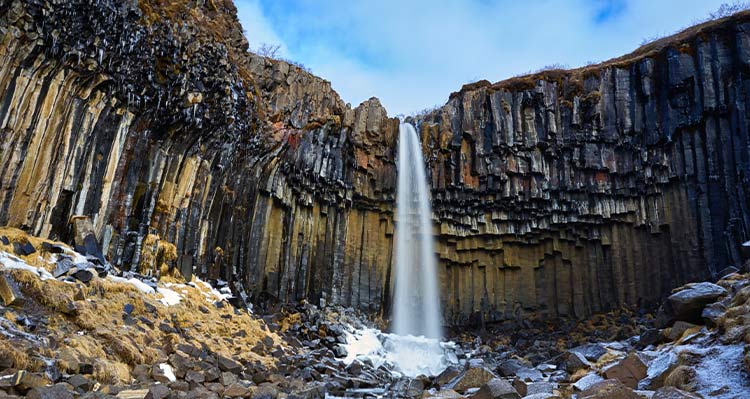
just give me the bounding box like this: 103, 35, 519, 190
235, 0, 731, 116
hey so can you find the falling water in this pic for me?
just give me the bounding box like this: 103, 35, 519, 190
393, 122, 441, 339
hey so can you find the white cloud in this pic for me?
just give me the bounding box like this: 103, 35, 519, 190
233, 0, 289, 57
235, 0, 728, 115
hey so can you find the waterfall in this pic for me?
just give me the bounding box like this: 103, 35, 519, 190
393, 122, 441, 339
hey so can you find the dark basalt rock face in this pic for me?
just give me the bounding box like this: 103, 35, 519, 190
0, 0, 748, 325
418, 15, 750, 324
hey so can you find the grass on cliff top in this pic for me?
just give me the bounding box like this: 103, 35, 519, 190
451, 9, 750, 97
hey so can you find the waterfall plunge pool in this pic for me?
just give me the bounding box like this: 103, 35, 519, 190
340, 327, 459, 378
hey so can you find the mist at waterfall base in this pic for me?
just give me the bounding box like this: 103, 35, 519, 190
338, 123, 456, 379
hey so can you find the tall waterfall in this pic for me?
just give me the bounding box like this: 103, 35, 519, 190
393, 122, 441, 339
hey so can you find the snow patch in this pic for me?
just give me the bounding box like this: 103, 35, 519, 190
0, 251, 54, 280
108, 275, 156, 294
194, 277, 232, 303
158, 363, 177, 382
158, 287, 182, 306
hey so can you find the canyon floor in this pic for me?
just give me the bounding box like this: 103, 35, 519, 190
1, 230, 749, 398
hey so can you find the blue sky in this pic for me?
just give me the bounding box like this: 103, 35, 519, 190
235, 0, 729, 115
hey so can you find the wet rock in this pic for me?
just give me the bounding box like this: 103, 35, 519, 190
0, 236, 8, 245
393, 378, 424, 398
0, 273, 24, 307
603, 353, 647, 389
435, 365, 462, 387
445, 366, 498, 393
652, 386, 702, 399
579, 379, 640, 399
668, 283, 727, 323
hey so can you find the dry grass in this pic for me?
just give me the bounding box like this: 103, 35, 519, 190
0, 230, 279, 385
0, 226, 68, 270
0, 339, 31, 369
139, 234, 178, 277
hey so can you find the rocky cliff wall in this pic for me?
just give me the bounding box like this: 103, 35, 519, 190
420, 15, 750, 324
0, 0, 399, 314
0, 0, 748, 325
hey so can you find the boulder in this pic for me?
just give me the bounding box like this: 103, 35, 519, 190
217, 355, 243, 373
470, 378, 521, 399
514, 367, 543, 382
26, 384, 74, 399
12, 242, 35, 256
0, 273, 24, 307
435, 366, 462, 388
513, 379, 555, 397
151, 364, 176, 384
145, 384, 170, 399
496, 359, 527, 377
668, 282, 727, 323
446, 366, 498, 393
638, 328, 663, 347
67, 374, 94, 391
665, 321, 698, 342
701, 302, 726, 327
222, 382, 252, 397
573, 373, 604, 391
115, 390, 149, 399
571, 344, 607, 362
560, 351, 590, 374
393, 377, 423, 398
638, 352, 678, 390
652, 386, 702, 399
522, 394, 560, 399
603, 353, 647, 388
579, 379, 640, 399
424, 389, 463, 398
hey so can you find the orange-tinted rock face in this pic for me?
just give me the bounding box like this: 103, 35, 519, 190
0, 0, 748, 325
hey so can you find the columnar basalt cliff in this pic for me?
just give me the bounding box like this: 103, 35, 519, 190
0, 0, 748, 325
421, 17, 750, 323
